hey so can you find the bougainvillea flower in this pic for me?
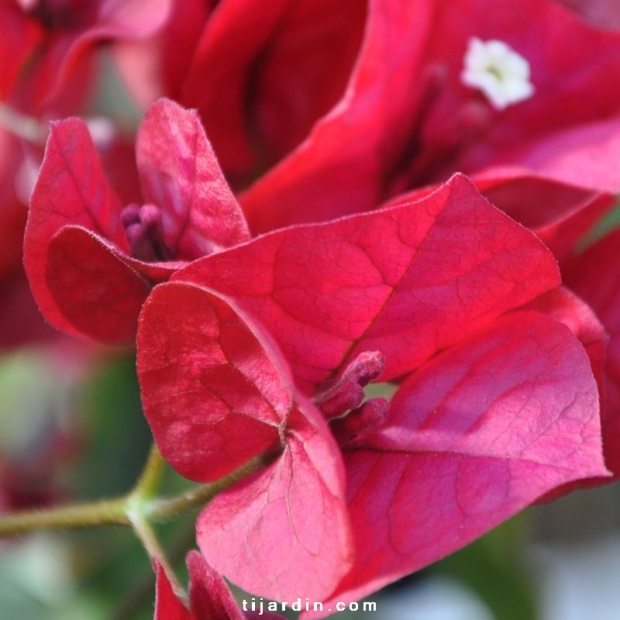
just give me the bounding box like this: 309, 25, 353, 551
137, 175, 608, 604
154, 553, 284, 620
233, 0, 620, 234
114, 0, 366, 190
1, 0, 172, 112
111, 0, 620, 268
24, 98, 249, 343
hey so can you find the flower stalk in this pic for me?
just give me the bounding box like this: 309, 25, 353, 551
0, 444, 277, 537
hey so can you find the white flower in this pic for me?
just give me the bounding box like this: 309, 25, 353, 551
461, 37, 534, 110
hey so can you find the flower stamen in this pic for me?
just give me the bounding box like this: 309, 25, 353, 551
121, 203, 171, 262
461, 37, 534, 110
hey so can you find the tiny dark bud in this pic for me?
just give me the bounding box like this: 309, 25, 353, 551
121, 203, 171, 262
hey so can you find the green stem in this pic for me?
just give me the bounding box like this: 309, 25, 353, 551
0, 446, 278, 537
147, 450, 277, 522
127, 500, 185, 598
132, 443, 167, 500
0, 497, 128, 536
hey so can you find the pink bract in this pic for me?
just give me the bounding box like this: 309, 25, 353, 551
137, 175, 608, 604
24, 98, 249, 344
110, 0, 620, 249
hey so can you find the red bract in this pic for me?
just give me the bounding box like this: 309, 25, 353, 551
139, 284, 353, 600
1, 0, 172, 112
108, 0, 620, 267
154, 553, 284, 620
387, 169, 617, 265
322, 311, 603, 609
24, 98, 249, 343
177, 0, 366, 189
137, 175, 608, 604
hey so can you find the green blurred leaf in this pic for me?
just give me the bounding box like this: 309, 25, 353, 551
432, 514, 538, 620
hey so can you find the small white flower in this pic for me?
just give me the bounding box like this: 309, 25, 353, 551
461, 37, 534, 110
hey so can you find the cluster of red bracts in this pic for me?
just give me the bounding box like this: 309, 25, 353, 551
4, 0, 620, 617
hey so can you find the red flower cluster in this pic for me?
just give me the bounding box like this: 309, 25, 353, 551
5, 0, 620, 616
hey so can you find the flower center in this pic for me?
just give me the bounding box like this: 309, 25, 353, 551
121, 204, 171, 262
313, 351, 385, 418
460, 37, 534, 110
313, 351, 389, 448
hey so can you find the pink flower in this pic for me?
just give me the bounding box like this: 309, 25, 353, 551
236, 0, 620, 234
23, 98, 249, 343
115, 0, 620, 239
137, 175, 607, 604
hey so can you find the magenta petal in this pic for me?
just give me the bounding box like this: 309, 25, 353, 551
137, 283, 291, 481
174, 175, 560, 393
519, 287, 607, 408
472, 168, 616, 262
45, 226, 156, 343
179, 0, 365, 187
154, 560, 193, 620
179, 0, 290, 179
501, 116, 620, 194
386, 169, 616, 263
239, 0, 431, 232
325, 311, 607, 605
186, 551, 245, 620
139, 285, 351, 600
197, 405, 352, 602
24, 119, 126, 336
137, 98, 250, 257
